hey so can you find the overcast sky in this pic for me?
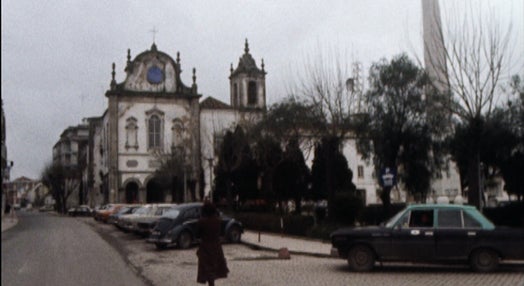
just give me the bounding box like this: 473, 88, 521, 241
2, 0, 523, 180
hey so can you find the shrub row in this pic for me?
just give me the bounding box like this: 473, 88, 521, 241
483, 202, 524, 227
235, 202, 524, 241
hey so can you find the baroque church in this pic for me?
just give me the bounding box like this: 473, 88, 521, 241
88, 40, 266, 205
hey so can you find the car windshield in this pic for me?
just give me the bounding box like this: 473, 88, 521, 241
162, 209, 180, 219
385, 209, 407, 228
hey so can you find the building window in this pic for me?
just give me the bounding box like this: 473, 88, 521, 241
148, 115, 161, 149
125, 117, 138, 150
146, 108, 164, 151
357, 165, 364, 179
248, 81, 257, 105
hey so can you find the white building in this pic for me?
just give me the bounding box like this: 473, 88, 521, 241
89, 40, 265, 205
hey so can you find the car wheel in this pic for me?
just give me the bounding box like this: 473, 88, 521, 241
177, 231, 192, 249
227, 226, 242, 243
470, 248, 499, 272
155, 243, 167, 250
347, 245, 375, 272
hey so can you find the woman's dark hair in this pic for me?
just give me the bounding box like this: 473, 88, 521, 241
201, 201, 218, 217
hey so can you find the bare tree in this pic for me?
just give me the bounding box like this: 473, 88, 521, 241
423, 0, 518, 208
289, 49, 356, 139
288, 48, 361, 217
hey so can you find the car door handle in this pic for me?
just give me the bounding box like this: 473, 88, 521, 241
424, 231, 434, 236
467, 231, 477, 237
410, 230, 420, 235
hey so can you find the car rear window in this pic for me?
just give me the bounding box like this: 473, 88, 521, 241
437, 209, 462, 228
463, 211, 482, 228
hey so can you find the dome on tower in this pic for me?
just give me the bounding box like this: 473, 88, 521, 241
230, 39, 265, 77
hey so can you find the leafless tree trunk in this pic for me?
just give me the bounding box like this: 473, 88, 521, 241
423, 0, 517, 208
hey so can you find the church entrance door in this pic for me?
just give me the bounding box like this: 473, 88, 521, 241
125, 182, 139, 203
146, 178, 164, 203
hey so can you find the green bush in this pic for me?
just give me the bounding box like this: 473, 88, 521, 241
234, 202, 415, 240
483, 202, 524, 228
330, 192, 364, 225
234, 212, 315, 236
307, 222, 345, 241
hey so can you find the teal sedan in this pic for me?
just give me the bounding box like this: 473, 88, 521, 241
330, 204, 524, 272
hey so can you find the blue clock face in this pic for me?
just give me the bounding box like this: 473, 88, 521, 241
147, 66, 163, 84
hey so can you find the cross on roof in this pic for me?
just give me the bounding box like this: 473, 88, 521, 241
150, 27, 158, 43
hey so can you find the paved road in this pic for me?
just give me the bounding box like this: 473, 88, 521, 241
3, 212, 524, 286
83, 216, 524, 286
1, 211, 147, 286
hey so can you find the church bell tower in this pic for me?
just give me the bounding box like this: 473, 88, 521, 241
229, 39, 266, 110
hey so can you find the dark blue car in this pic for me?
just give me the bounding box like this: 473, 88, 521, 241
147, 202, 243, 250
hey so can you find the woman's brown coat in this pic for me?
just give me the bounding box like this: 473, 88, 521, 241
196, 215, 229, 284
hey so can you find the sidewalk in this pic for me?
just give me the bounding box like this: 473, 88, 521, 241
241, 230, 333, 258
1, 214, 18, 232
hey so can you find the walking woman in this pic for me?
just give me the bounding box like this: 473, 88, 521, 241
196, 201, 229, 285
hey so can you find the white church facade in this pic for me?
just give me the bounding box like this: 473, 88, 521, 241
87, 40, 266, 205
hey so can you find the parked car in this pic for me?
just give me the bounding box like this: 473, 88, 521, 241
108, 205, 141, 225
118, 204, 176, 233
132, 205, 178, 236
39, 204, 55, 212
94, 204, 125, 223
147, 202, 243, 250
330, 204, 524, 272
68, 205, 93, 217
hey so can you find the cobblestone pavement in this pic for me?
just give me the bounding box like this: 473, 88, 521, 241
79, 217, 524, 286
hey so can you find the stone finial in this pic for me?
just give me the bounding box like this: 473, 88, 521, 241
230, 63, 233, 74
192, 68, 198, 93
261, 58, 265, 72
110, 62, 116, 89
244, 38, 249, 54
125, 49, 133, 73
177, 52, 181, 64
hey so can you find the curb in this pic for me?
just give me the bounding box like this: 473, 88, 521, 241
240, 240, 333, 259
1, 217, 18, 233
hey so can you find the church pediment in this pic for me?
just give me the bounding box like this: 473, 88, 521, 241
123, 44, 178, 92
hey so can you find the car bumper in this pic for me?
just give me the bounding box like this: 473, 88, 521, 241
146, 237, 172, 244
330, 247, 340, 257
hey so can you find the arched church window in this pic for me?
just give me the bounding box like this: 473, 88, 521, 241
248, 81, 257, 105
171, 119, 184, 148
125, 117, 138, 150
147, 114, 162, 150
